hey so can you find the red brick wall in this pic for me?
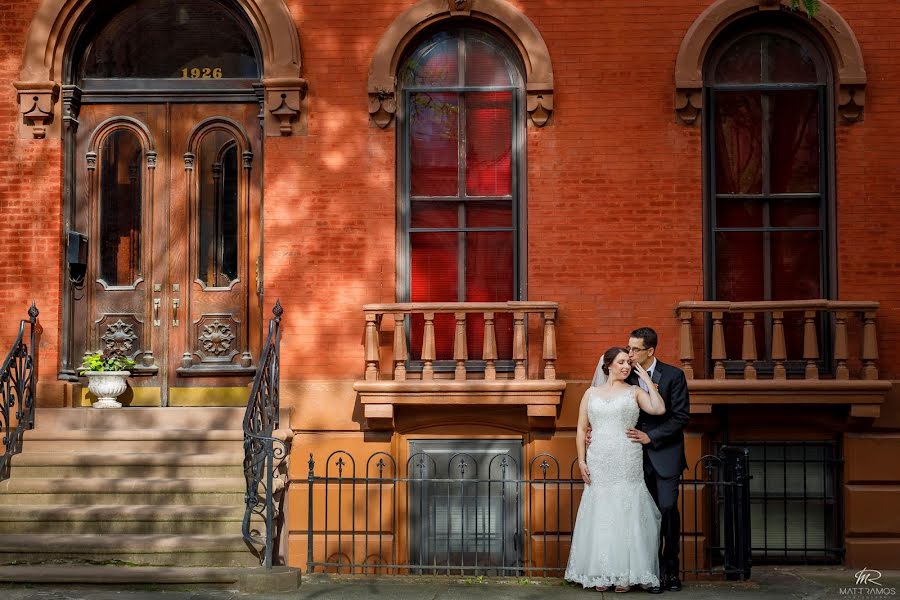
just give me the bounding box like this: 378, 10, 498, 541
0, 0, 61, 378
0, 0, 899, 382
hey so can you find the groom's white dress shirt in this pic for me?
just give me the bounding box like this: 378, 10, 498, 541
638, 358, 658, 392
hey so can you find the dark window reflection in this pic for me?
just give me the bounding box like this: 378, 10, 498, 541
100, 130, 143, 286
80, 0, 259, 79
198, 131, 239, 287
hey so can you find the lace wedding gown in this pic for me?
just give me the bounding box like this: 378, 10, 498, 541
564, 385, 661, 589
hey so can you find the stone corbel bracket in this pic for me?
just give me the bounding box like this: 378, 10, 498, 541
368, 88, 397, 129
674, 0, 867, 125
368, 0, 555, 129
527, 84, 554, 127
263, 77, 309, 137
14, 81, 60, 139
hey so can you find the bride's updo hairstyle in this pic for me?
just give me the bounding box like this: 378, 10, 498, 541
601, 346, 630, 376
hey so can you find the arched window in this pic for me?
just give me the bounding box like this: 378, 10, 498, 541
705, 20, 832, 361
399, 24, 524, 361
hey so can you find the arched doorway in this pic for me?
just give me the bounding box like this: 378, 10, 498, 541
66, 0, 265, 406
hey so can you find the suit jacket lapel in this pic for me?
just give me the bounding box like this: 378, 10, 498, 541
651, 366, 663, 386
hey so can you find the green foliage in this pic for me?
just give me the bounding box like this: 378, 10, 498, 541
789, 0, 821, 17
80, 350, 136, 374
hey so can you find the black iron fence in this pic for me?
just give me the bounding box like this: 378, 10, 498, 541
1, 304, 40, 481
242, 300, 288, 568
306, 446, 753, 580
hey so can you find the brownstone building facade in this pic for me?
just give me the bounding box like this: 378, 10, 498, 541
1, 0, 899, 576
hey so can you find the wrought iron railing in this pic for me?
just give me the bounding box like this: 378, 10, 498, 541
305, 448, 752, 580
681, 445, 752, 581
1, 303, 40, 481
242, 300, 289, 568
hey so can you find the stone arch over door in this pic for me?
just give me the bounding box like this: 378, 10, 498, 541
673, 0, 867, 125
14, 0, 307, 138
367, 0, 555, 128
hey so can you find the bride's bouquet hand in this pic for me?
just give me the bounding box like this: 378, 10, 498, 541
579, 459, 591, 486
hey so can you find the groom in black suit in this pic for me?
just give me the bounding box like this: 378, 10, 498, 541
625, 327, 690, 593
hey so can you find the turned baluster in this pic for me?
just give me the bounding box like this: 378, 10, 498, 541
513, 311, 527, 380
678, 310, 694, 380
454, 312, 468, 381
364, 312, 380, 381
741, 312, 757, 379
802, 310, 819, 380
483, 312, 497, 380
771, 311, 787, 380
861, 310, 879, 380
542, 310, 557, 380
833, 311, 849, 380
711, 311, 727, 380
393, 314, 408, 381
422, 312, 435, 380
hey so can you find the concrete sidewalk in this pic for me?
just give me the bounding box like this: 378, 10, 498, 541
1, 566, 896, 599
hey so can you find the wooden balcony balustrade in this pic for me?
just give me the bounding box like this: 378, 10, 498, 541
676, 300, 891, 418
353, 302, 566, 430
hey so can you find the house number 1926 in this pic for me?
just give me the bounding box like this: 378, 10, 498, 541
181, 67, 223, 79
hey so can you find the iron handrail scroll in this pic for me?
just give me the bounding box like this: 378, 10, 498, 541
242, 300, 289, 568
1, 303, 40, 481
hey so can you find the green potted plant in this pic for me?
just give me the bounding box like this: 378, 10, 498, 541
80, 349, 136, 409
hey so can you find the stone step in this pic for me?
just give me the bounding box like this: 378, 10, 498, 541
32, 407, 253, 431
23, 429, 244, 452
9, 452, 244, 478
0, 534, 260, 567
0, 477, 245, 505
0, 504, 246, 535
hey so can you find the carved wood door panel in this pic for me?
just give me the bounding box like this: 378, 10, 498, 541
74, 103, 262, 405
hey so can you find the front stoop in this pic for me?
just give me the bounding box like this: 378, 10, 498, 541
0, 407, 298, 589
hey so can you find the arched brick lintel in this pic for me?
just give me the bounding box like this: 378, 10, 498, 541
367, 0, 554, 128
673, 0, 866, 125
15, 0, 307, 138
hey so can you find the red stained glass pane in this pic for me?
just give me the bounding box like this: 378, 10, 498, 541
466, 92, 512, 197
400, 35, 459, 87
466, 201, 512, 228
714, 35, 762, 84
773, 231, 822, 360
770, 199, 820, 227
772, 232, 821, 300
715, 232, 764, 302
99, 129, 143, 286
715, 92, 762, 194
410, 93, 459, 197
411, 201, 458, 228
410, 232, 459, 359
771, 90, 819, 194
767, 35, 819, 83
465, 39, 513, 86
716, 199, 763, 228
716, 232, 764, 361
465, 232, 514, 358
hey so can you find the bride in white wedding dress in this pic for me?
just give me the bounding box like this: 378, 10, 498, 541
565, 346, 666, 592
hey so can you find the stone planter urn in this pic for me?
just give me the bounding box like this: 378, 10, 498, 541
84, 371, 130, 409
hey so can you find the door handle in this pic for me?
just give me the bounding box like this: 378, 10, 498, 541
153, 298, 161, 327
172, 299, 180, 327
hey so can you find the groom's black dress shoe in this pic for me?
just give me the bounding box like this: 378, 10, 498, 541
664, 575, 682, 592
645, 583, 664, 594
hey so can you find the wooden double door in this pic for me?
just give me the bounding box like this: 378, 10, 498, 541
72, 102, 262, 405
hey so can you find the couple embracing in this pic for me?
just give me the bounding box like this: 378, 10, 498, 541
564, 328, 691, 593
